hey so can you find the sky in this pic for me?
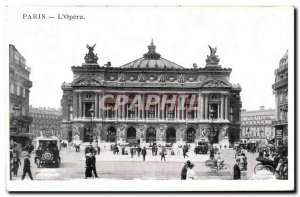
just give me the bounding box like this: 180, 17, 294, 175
4, 6, 294, 110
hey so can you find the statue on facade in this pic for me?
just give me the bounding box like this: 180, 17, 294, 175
193, 63, 198, 69
84, 44, 99, 63
205, 45, 220, 66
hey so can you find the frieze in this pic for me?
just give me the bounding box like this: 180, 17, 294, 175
203, 79, 229, 87
118, 74, 126, 82
158, 74, 166, 82
75, 79, 101, 86
138, 74, 146, 82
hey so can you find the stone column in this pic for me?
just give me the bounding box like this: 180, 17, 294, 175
218, 104, 220, 120
225, 94, 228, 120
99, 93, 103, 119
175, 105, 177, 120
122, 104, 125, 120
205, 94, 208, 120
158, 96, 161, 120
73, 92, 78, 119
142, 93, 144, 120
79, 93, 82, 118
95, 93, 98, 118
220, 94, 224, 120
201, 93, 204, 120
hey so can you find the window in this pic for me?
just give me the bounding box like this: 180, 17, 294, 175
148, 106, 155, 119
68, 105, 73, 121
22, 88, 26, 98
128, 107, 136, 119
10, 84, 14, 94
17, 86, 20, 96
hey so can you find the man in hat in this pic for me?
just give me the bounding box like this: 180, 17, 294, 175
233, 158, 241, 180
181, 160, 191, 180
141, 147, 147, 161
21, 154, 33, 180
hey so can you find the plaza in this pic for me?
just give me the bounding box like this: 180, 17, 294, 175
13, 147, 274, 181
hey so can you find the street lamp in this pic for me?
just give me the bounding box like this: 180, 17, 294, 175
89, 106, 95, 144
208, 108, 216, 145
247, 128, 250, 140
260, 130, 264, 147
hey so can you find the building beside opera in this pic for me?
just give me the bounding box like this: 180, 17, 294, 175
9, 44, 34, 146
29, 106, 62, 137
61, 41, 242, 148
272, 51, 288, 147
240, 106, 276, 144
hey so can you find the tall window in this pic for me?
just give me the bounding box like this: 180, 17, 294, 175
68, 105, 73, 121
230, 107, 234, 121
148, 106, 155, 119
10, 84, 14, 94
23, 89, 26, 98
128, 107, 136, 119
17, 86, 20, 96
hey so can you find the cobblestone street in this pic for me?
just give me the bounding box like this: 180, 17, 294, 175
12, 147, 274, 181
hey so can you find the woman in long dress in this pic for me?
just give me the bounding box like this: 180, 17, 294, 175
186, 163, 196, 180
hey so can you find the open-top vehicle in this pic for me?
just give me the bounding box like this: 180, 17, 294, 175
34, 134, 61, 168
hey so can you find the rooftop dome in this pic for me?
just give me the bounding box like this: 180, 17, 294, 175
119, 39, 184, 69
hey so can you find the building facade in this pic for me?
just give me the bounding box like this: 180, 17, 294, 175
29, 106, 62, 137
240, 106, 276, 144
61, 41, 242, 147
272, 51, 288, 147
9, 44, 33, 146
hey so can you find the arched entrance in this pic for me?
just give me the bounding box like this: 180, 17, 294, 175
83, 125, 93, 142
166, 128, 176, 143
127, 127, 137, 140
107, 127, 117, 142
146, 127, 156, 143
186, 128, 196, 143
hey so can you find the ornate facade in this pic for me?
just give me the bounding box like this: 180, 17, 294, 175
29, 106, 62, 137
240, 106, 276, 144
61, 41, 242, 147
9, 44, 34, 146
272, 50, 288, 147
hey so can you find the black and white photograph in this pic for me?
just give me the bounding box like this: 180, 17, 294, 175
3, 4, 295, 192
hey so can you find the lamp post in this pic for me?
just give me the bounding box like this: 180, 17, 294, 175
260, 130, 264, 147
208, 108, 216, 145
89, 107, 95, 144
247, 128, 250, 141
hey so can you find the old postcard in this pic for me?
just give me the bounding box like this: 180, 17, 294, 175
4, 5, 295, 192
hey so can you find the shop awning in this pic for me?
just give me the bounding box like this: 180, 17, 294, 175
10, 132, 36, 138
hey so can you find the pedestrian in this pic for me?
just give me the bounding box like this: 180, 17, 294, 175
12, 153, 22, 176
122, 146, 125, 155
21, 154, 33, 180
187, 163, 196, 180
155, 145, 158, 156
91, 153, 98, 178
115, 145, 119, 155
209, 146, 215, 160
141, 147, 147, 161
130, 146, 134, 158
137, 146, 142, 157
96, 145, 101, 155
181, 160, 191, 180
183, 145, 189, 159
85, 153, 93, 178
152, 145, 155, 156
161, 146, 166, 161
233, 158, 241, 180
